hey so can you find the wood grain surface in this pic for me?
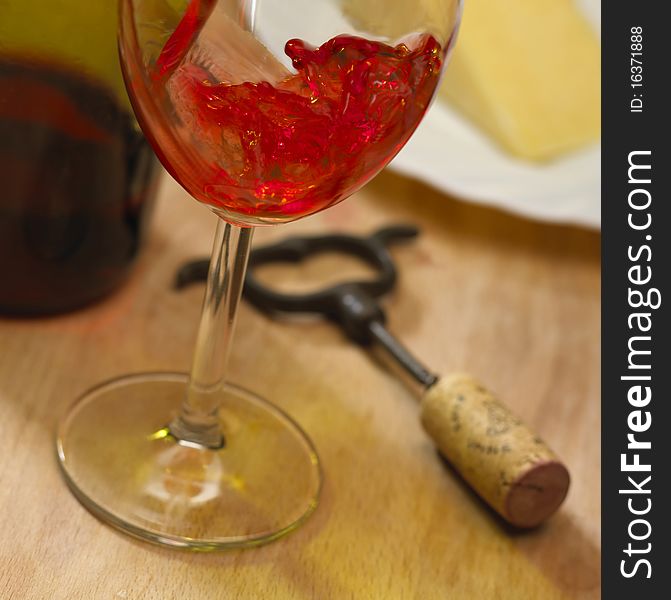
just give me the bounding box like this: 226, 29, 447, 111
0, 170, 600, 599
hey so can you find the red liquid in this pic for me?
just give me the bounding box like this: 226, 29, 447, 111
134, 3, 443, 225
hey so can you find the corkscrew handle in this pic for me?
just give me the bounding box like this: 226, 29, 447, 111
175, 228, 571, 527
420, 373, 570, 528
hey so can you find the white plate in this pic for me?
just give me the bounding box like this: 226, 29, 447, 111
388, 0, 601, 229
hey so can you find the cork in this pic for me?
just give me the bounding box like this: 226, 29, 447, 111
420, 374, 570, 528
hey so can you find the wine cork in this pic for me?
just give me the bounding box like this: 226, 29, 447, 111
420, 374, 570, 528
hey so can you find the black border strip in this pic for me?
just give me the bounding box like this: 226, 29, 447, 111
602, 3, 671, 596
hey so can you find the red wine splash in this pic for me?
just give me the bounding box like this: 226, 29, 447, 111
151, 2, 443, 223
154, 0, 216, 81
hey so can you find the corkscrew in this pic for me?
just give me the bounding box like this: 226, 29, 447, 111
175, 225, 570, 528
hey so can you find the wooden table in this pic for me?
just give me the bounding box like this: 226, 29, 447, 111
0, 170, 600, 599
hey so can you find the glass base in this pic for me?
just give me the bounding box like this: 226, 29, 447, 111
57, 373, 321, 550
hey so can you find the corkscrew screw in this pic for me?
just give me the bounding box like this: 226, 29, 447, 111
175, 225, 570, 528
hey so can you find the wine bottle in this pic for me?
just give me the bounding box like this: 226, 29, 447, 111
0, 0, 161, 314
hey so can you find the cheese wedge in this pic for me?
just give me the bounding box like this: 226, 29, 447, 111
439, 0, 601, 161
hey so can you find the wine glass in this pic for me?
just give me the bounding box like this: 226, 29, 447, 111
57, 0, 462, 549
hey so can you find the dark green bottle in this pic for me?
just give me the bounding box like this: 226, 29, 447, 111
0, 1, 161, 314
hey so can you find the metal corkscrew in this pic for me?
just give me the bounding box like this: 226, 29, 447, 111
175, 225, 570, 527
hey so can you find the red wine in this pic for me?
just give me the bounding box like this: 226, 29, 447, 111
124, 0, 443, 225
0, 57, 160, 315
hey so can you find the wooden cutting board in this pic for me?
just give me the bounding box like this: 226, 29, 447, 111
0, 170, 600, 599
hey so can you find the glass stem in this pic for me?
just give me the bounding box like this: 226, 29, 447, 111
170, 217, 254, 448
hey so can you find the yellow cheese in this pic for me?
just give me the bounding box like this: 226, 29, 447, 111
440, 0, 601, 161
